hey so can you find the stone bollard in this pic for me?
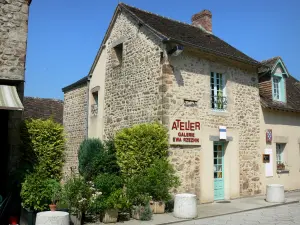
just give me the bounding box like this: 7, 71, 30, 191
35, 211, 69, 225
266, 184, 285, 203
173, 193, 198, 219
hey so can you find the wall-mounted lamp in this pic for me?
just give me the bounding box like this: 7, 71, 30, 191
168, 45, 184, 56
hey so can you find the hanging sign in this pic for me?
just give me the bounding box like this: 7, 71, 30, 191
219, 126, 227, 140
266, 129, 272, 143
169, 119, 201, 145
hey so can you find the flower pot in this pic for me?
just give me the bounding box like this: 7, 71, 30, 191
49, 204, 57, 211
131, 206, 142, 220
150, 201, 165, 214
102, 209, 118, 223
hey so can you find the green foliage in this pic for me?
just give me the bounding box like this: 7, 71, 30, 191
126, 159, 180, 204
140, 204, 153, 221
132, 204, 153, 221
60, 175, 101, 214
105, 189, 131, 210
115, 122, 168, 177
93, 174, 122, 196
20, 119, 65, 181
126, 173, 151, 206
78, 139, 120, 180
143, 159, 180, 201
20, 172, 61, 211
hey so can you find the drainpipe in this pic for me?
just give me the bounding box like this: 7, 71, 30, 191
85, 76, 90, 138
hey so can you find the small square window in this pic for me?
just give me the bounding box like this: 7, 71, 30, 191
112, 43, 123, 67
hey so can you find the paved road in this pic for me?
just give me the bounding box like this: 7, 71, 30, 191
175, 203, 300, 225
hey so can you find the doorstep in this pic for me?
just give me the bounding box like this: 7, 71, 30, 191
85, 191, 300, 225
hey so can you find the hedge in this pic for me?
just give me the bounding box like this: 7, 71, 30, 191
114, 122, 168, 177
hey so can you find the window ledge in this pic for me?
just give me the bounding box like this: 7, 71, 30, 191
277, 170, 289, 174
209, 110, 230, 117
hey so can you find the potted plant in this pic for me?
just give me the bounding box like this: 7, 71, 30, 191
49, 182, 61, 211
144, 159, 180, 214
101, 189, 130, 223
277, 163, 285, 171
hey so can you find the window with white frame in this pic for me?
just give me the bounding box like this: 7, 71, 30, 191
273, 77, 281, 100
276, 143, 286, 170
210, 72, 227, 110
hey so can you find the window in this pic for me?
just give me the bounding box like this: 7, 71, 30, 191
273, 77, 281, 100
276, 143, 285, 170
272, 75, 286, 102
211, 72, 227, 110
91, 91, 98, 116
112, 43, 123, 67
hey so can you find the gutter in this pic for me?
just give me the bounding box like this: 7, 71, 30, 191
163, 38, 261, 67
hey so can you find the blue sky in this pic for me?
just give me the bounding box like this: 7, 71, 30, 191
25, 0, 300, 99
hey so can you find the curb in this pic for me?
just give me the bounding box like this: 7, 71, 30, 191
158, 200, 299, 225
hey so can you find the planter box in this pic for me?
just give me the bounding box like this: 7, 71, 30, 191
150, 201, 165, 214
20, 208, 37, 225
102, 209, 118, 223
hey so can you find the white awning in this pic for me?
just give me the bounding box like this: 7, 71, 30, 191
0, 85, 24, 110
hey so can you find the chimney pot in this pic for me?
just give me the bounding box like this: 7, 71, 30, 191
192, 10, 212, 33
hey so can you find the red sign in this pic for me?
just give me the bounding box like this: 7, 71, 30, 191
169, 119, 201, 145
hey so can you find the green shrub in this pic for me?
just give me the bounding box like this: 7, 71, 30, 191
20, 119, 65, 181
115, 122, 168, 177
60, 175, 101, 214
78, 139, 120, 180
143, 159, 180, 202
20, 172, 61, 211
105, 189, 131, 210
93, 174, 123, 196
126, 173, 151, 206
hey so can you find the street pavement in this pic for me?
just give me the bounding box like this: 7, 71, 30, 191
174, 203, 300, 225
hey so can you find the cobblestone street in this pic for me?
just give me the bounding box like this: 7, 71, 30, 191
175, 203, 300, 225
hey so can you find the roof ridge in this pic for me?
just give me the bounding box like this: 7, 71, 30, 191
119, 3, 258, 65
25, 96, 63, 102
261, 56, 280, 64
120, 3, 207, 33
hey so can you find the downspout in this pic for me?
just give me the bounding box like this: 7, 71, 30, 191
85, 77, 90, 138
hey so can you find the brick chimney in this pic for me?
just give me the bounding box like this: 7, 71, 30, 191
191, 10, 212, 33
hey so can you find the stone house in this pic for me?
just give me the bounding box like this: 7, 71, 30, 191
0, 0, 32, 221
63, 3, 300, 203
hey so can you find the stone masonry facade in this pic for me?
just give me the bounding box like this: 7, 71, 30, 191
0, 0, 30, 174
101, 10, 262, 197
63, 84, 88, 177
0, 0, 30, 81
103, 11, 163, 138
162, 52, 262, 197
64, 7, 262, 199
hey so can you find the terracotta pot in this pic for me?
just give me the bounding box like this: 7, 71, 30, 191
150, 201, 165, 214
102, 209, 118, 223
49, 204, 57, 211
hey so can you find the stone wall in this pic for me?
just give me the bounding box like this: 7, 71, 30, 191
102, 11, 163, 138
0, 0, 30, 81
63, 84, 88, 177
162, 51, 262, 197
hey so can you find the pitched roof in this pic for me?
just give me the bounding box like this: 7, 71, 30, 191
23, 97, 64, 124
118, 3, 259, 65
260, 75, 300, 113
62, 76, 88, 93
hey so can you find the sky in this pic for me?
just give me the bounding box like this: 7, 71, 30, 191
25, 0, 300, 99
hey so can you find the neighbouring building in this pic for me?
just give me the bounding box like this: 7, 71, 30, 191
0, 0, 32, 221
63, 3, 300, 203
23, 96, 64, 124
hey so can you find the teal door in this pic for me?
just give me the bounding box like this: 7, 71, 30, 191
214, 143, 224, 200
